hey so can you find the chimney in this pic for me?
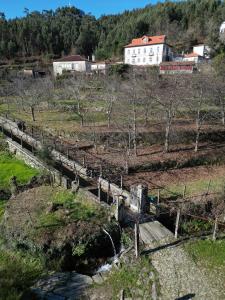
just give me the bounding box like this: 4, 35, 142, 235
92, 55, 96, 62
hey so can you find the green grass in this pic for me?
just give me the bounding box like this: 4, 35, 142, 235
37, 189, 107, 229
152, 177, 225, 198
184, 239, 225, 271
0, 151, 39, 189
0, 240, 45, 300
103, 257, 157, 299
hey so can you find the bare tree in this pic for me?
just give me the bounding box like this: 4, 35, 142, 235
154, 75, 183, 153
102, 75, 120, 128
187, 75, 211, 152
14, 76, 53, 122
63, 74, 89, 127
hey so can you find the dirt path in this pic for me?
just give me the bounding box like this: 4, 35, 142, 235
151, 244, 223, 300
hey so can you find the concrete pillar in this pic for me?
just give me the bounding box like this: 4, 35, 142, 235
130, 184, 149, 213
114, 195, 125, 223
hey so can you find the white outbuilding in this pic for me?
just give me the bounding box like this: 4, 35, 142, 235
53, 55, 92, 76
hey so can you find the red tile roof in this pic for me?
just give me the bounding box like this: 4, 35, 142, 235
55, 55, 88, 62
125, 35, 167, 48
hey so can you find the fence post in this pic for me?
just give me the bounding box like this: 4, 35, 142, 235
212, 217, 218, 241
183, 185, 186, 199
206, 180, 211, 195
107, 180, 110, 204
121, 175, 123, 190
156, 189, 160, 217
98, 179, 101, 202
134, 222, 139, 258
175, 208, 181, 239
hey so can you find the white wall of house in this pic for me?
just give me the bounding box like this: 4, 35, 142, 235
193, 45, 211, 58
91, 62, 108, 73
183, 56, 204, 63
124, 44, 172, 66
53, 61, 91, 76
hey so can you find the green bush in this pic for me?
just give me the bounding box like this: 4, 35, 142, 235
181, 219, 213, 235
0, 246, 45, 299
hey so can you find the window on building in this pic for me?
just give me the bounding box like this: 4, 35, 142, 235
138, 48, 140, 54
149, 57, 152, 62
72, 63, 75, 70
157, 46, 160, 52
143, 57, 146, 63
132, 59, 135, 64
133, 49, 135, 54
138, 58, 140, 63
128, 49, 130, 55
127, 59, 130, 64
144, 48, 146, 54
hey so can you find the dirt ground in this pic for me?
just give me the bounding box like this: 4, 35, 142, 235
124, 164, 225, 191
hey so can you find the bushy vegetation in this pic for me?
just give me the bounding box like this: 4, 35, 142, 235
37, 189, 107, 229
0, 240, 45, 300
0, 151, 39, 189
1, 0, 225, 60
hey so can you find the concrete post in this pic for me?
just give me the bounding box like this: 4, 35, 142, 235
135, 222, 139, 258
130, 184, 149, 213
175, 208, 181, 239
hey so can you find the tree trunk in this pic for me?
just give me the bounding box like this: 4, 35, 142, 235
133, 105, 137, 157
194, 107, 201, 152
31, 106, 35, 122
107, 113, 111, 128
165, 110, 172, 153
220, 98, 225, 126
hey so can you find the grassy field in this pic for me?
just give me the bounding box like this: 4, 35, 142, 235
184, 239, 225, 291
155, 177, 225, 198
0, 151, 39, 189
184, 239, 225, 271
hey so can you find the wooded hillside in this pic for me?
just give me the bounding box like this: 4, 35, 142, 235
0, 0, 225, 61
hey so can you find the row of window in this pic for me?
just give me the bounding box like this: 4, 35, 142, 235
127, 46, 160, 55
127, 56, 160, 64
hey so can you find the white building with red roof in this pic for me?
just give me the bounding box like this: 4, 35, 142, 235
124, 35, 173, 66
53, 55, 92, 76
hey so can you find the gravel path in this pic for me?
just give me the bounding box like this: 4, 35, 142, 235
151, 244, 223, 300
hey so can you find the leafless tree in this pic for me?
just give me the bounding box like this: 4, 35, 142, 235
154, 75, 183, 153
14, 76, 53, 122
102, 75, 120, 128
61, 74, 89, 127
187, 75, 211, 152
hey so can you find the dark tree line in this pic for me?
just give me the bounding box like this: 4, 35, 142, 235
1, 0, 225, 60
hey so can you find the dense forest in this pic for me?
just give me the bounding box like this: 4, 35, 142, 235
1, 0, 225, 61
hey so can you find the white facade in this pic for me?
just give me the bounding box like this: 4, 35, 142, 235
220, 22, 225, 33
124, 36, 172, 66
91, 62, 108, 74
193, 45, 211, 59
183, 55, 203, 63
53, 59, 92, 76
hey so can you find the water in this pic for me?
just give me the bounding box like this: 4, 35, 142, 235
103, 228, 116, 257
